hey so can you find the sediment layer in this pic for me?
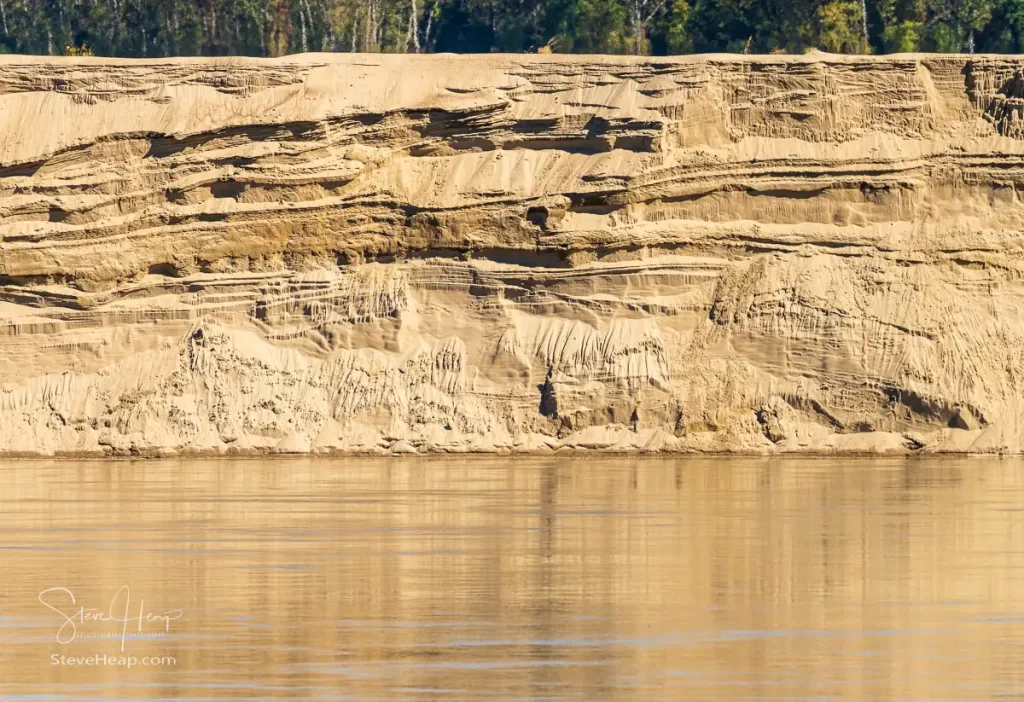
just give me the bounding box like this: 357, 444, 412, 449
4, 52, 1024, 455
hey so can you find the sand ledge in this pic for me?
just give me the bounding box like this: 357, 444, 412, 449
3, 54, 1024, 456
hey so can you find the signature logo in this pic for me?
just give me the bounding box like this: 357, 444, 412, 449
38, 586, 183, 652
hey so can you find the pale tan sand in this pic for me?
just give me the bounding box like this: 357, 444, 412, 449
3, 52, 1024, 456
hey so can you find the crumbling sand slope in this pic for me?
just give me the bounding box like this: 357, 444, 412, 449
4, 52, 1024, 456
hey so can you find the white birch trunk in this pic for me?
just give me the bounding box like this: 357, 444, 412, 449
408, 0, 420, 53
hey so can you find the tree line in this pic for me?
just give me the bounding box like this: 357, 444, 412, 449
2, 0, 1020, 58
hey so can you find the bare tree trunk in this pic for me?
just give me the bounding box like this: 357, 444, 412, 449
113, 0, 121, 48
140, 0, 147, 55
632, 0, 642, 54
424, 1, 435, 51
630, 0, 665, 55
2, 0, 9, 36
861, 0, 869, 48
320, 0, 333, 50
364, 0, 375, 52
301, 0, 316, 51
209, 4, 216, 53
170, 8, 178, 57
408, 0, 420, 53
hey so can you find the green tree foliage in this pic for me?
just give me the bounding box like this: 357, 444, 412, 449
651, 0, 691, 53
921, 0, 993, 50
571, 0, 629, 52
0, 0, 1016, 57
981, 0, 1024, 50
818, 0, 869, 51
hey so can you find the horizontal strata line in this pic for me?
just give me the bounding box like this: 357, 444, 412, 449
0, 262, 726, 311
5, 152, 1021, 204
0, 197, 1016, 254
0, 237, 1016, 289
0, 246, 1010, 315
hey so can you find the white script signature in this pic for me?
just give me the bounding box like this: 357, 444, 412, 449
38, 586, 184, 651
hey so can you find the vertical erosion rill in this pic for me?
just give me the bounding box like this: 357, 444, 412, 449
3, 53, 1024, 455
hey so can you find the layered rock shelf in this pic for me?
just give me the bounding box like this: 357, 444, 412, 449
4, 52, 1024, 455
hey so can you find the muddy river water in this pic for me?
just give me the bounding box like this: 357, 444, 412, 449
2, 457, 1023, 700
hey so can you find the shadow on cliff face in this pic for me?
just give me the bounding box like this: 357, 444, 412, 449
883, 387, 988, 431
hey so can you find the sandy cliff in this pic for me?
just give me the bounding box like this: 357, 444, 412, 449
3, 52, 1024, 456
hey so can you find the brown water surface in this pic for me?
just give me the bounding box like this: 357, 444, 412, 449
1, 457, 1024, 700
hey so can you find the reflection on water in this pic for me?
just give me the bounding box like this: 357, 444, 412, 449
1, 457, 1024, 699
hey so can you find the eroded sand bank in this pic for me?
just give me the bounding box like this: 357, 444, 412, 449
3, 52, 1024, 456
